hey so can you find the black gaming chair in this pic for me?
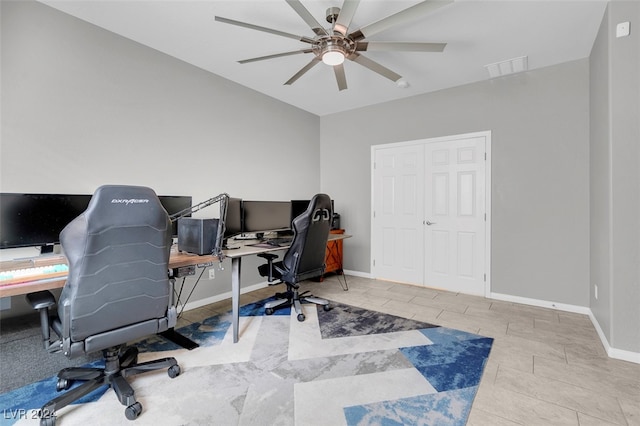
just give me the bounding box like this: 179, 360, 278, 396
257, 193, 333, 321
26, 185, 181, 426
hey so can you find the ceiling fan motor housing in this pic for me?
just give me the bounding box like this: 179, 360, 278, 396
313, 34, 356, 60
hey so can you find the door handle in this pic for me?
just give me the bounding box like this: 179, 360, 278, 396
424, 220, 436, 226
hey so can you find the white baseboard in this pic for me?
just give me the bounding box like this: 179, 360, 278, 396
342, 269, 372, 279
179, 269, 372, 313
180, 270, 370, 313
490, 291, 640, 364
587, 310, 640, 364
489, 292, 591, 315
180, 281, 269, 313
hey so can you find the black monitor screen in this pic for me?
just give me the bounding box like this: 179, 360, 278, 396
224, 197, 243, 238
242, 201, 292, 233
0, 193, 191, 249
291, 199, 334, 222
0, 193, 91, 250
291, 200, 311, 222
159, 195, 192, 237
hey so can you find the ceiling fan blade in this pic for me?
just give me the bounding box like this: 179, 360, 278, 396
284, 57, 322, 85
333, 0, 360, 36
350, 0, 452, 41
285, 0, 329, 36
348, 53, 402, 82
215, 16, 315, 44
239, 49, 313, 64
333, 63, 348, 91
357, 42, 447, 52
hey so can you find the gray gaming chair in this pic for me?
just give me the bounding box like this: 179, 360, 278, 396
27, 185, 180, 426
257, 193, 333, 321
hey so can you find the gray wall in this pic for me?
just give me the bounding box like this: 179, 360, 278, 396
1, 1, 319, 316
321, 60, 591, 308
589, 1, 640, 353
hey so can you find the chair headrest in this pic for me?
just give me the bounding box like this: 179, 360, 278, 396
84, 185, 167, 230
311, 206, 331, 223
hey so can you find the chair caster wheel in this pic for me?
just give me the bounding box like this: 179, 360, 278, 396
265, 308, 274, 315
323, 304, 331, 311
168, 364, 181, 378
125, 402, 142, 420
56, 378, 70, 391
297, 313, 305, 322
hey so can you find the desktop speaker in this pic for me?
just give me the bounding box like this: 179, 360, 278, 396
331, 213, 340, 230
177, 218, 219, 255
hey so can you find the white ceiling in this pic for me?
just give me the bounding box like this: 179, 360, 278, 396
39, 0, 607, 116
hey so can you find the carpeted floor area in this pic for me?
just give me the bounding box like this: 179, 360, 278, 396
0, 314, 100, 394
0, 297, 492, 425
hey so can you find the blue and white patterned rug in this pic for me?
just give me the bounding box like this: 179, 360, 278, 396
0, 298, 492, 425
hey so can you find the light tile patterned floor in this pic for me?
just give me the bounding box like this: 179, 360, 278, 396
179, 275, 640, 426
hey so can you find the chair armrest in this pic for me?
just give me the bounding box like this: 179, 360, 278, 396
257, 253, 279, 262
26, 290, 59, 351
257, 252, 279, 283
26, 290, 56, 310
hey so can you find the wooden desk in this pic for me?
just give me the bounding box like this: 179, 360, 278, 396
0, 233, 351, 344
0, 252, 217, 298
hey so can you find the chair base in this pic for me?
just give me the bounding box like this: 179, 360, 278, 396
264, 285, 330, 322
38, 345, 180, 426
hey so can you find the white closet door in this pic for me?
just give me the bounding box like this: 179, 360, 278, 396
424, 136, 486, 295
372, 145, 424, 285
372, 132, 489, 296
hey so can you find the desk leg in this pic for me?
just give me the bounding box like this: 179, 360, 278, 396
232, 256, 241, 343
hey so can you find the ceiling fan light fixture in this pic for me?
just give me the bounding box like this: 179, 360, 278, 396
322, 49, 345, 66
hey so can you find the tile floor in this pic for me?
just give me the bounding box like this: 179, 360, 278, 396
176, 274, 640, 426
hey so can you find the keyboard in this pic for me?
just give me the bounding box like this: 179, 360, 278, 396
0, 264, 69, 286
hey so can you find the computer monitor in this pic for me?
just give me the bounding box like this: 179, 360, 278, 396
0, 193, 191, 252
291, 199, 335, 222
242, 200, 292, 234
224, 197, 243, 238
0, 193, 92, 252
290, 200, 311, 222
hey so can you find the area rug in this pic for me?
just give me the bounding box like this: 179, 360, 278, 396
0, 298, 493, 425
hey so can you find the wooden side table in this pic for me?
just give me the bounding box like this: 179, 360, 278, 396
322, 229, 345, 280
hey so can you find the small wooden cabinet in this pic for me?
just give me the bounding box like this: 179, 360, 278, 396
323, 229, 345, 279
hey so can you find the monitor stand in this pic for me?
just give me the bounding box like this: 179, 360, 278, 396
40, 244, 55, 255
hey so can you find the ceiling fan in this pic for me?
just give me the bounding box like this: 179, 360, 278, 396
215, 0, 451, 91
